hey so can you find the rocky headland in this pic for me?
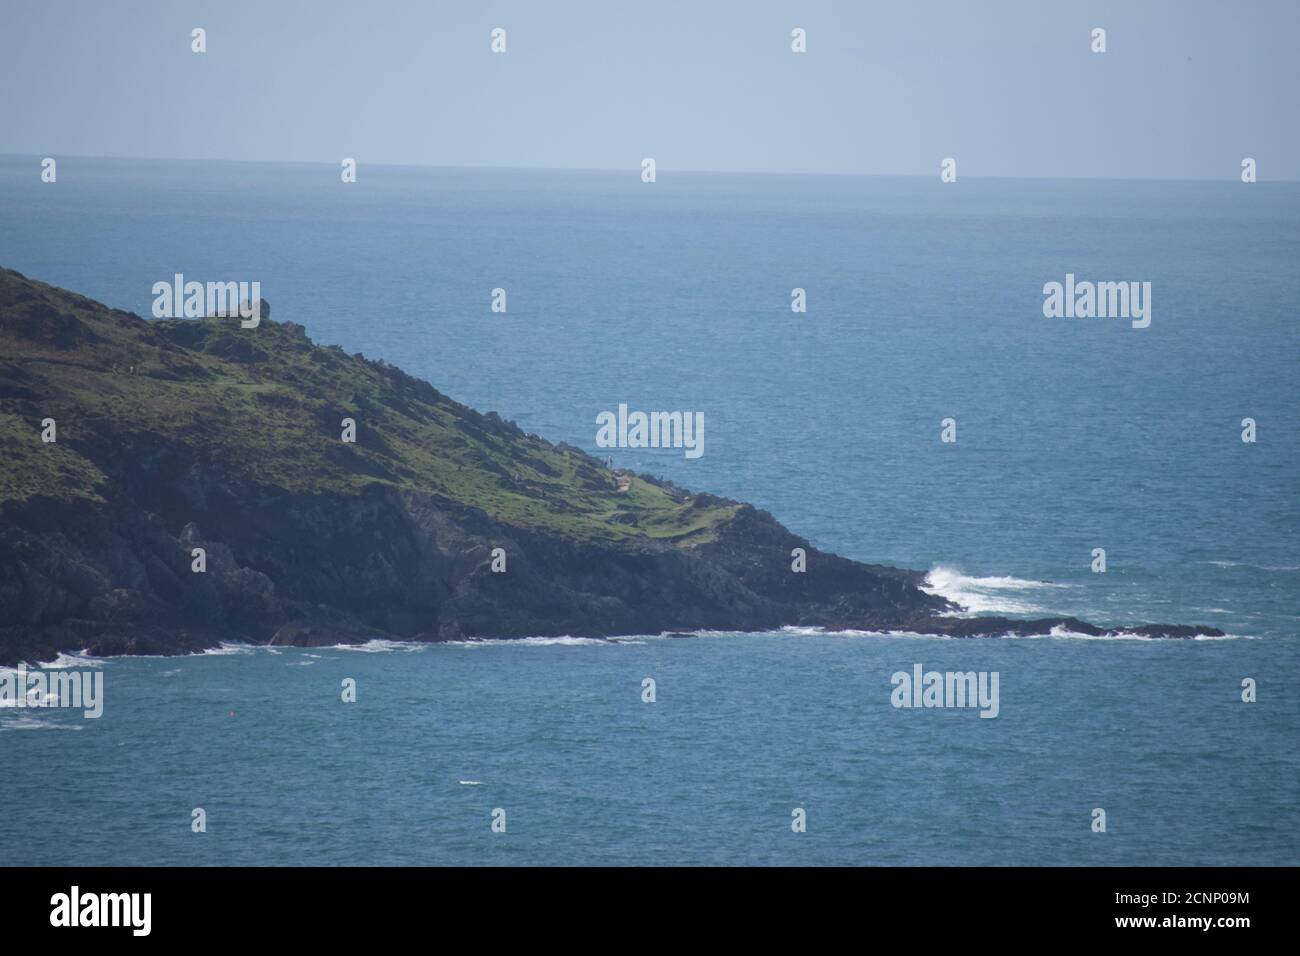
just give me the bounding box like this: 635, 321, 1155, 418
0, 268, 1222, 664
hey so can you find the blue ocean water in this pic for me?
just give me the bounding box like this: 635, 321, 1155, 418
0, 157, 1296, 864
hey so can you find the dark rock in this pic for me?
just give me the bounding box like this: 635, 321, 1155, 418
0, 268, 1226, 664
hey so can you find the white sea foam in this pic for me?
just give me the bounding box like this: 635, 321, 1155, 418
778, 622, 1246, 642
988, 625, 1248, 642
37, 651, 103, 669
448, 635, 609, 648
198, 642, 255, 656
781, 626, 958, 640
1047, 624, 1152, 641
920, 565, 1071, 615
0, 714, 84, 731
329, 639, 428, 653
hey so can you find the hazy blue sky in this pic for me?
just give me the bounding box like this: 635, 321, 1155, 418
1, 0, 1297, 179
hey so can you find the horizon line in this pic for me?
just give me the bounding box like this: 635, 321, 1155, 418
2, 152, 1294, 185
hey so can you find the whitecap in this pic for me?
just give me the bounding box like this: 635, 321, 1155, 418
0, 715, 84, 731
1014, 625, 1248, 641
37, 651, 103, 668
197, 642, 255, 656
782, 626, 956, 640
448, 635, 609, 647
920, 565, 1071, 615
329, 639, 427, 653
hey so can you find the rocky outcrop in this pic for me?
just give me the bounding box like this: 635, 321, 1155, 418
0, 268, 1224, 663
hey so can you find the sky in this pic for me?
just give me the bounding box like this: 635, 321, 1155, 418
1, 0, 1297, 179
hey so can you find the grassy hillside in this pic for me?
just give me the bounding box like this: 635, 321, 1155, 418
0, 268, 738, 544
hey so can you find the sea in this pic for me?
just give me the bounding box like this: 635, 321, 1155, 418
0, 156, 1296, 865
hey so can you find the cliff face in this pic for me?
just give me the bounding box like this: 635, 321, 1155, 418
0, 268, 1220, 663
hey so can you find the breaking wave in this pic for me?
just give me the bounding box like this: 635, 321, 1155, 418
448, 636, 610, 648
329, 639, 428, 653
920, 565, 1071, 615
37, 651, 103, 669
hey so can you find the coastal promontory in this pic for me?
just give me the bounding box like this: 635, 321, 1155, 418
0, 268, 1222, 663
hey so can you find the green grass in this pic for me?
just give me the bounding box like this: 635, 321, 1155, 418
0, 268, 738, 546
